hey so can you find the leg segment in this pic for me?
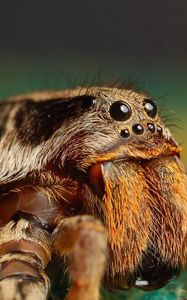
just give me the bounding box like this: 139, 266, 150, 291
0, 215, 51, 300
52, 215, 107, 300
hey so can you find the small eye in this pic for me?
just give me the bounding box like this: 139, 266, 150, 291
120, 128, 130, 138
157, 125, 162, 134
132, 124, 144, 135
110, 101, 132, 122
80, 95, 96, 109
144, 99, 157, 118
71, 95, 96, 109
147, 123, 155, 133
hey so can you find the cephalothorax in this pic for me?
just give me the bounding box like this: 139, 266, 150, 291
0, 86, 186, 300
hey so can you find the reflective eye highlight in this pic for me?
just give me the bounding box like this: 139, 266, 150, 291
120, 129, 130, 138
147, 123, 155, 133
132, 124, 144, 135
144, 99, 157, 118
110, 101, 132, 122
157, 125, 163, 134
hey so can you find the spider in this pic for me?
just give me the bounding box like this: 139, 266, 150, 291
0, 86, 186, 300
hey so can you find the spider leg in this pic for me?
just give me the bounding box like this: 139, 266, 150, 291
52, 215, 107, 300
0, 214, 51, 300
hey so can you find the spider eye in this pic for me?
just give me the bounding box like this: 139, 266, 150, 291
80, 95, 96, 109
110, 101, 132, 122
144, 99, 157, 118
132, 123, 144, 135
70, 95, 96, 109
120, 128, 130, 138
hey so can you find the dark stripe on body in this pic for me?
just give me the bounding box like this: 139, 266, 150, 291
0, 103, 13, 139
14, 95, 95, 145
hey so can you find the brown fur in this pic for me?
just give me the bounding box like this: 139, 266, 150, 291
0, 86, 186, 299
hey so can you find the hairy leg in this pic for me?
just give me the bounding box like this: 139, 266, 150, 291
52, 215, 107, 300
0, 214, 51, 300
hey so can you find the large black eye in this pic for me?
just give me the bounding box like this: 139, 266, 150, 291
110, 101, 132, 122
144, 99, 157, 118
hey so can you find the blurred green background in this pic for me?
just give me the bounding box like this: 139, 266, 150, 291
0, 1, 187, 299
